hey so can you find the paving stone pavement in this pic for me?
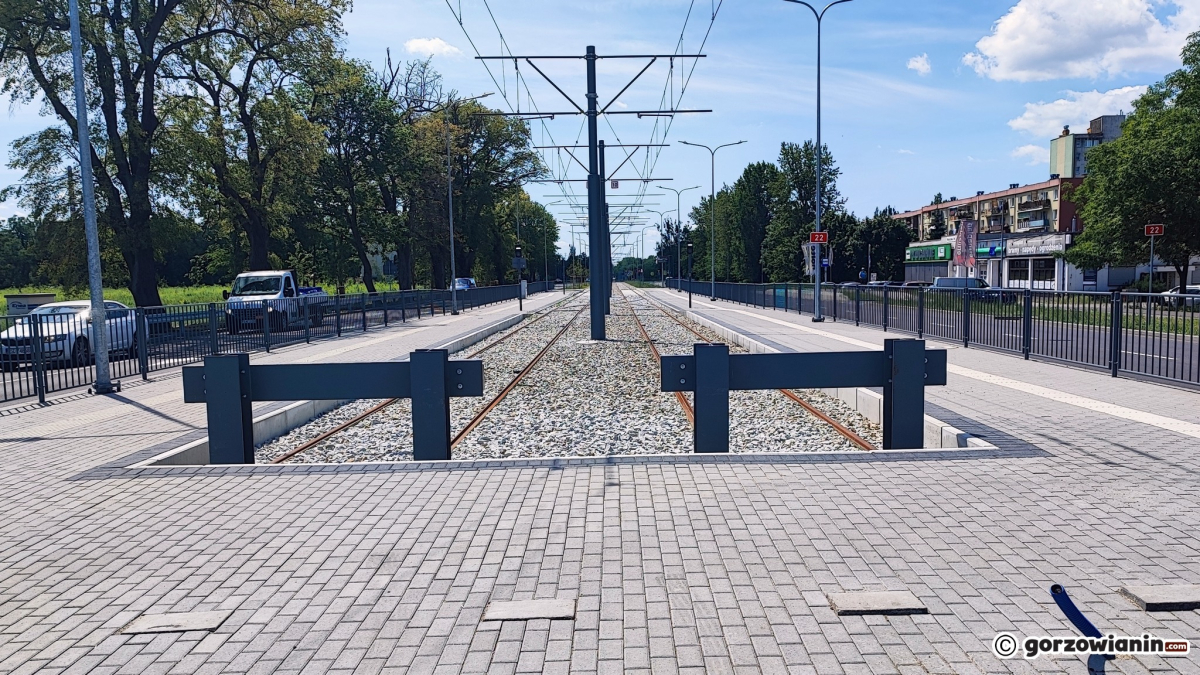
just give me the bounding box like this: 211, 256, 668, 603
1, 287, 1199, 674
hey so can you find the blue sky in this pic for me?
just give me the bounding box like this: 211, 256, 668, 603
3, 0, 1198, 258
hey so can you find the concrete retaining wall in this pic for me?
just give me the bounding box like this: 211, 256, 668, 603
684, 311, 994, 450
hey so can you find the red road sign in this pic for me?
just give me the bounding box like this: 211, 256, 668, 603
1145, 224, 1165, 236
809, 231, 829, 244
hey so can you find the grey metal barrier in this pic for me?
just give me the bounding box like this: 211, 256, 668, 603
182, 350, 483, 463
661, 339, 947, 451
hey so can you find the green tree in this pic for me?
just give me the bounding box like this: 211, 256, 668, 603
729, 162, 780, 283
762, 141, 844, 282
0, 216, 37, 287
845, 207, 915, 282
926, 193, 947, 240
1066, 31, 1200, 285
0, 0, 243, 305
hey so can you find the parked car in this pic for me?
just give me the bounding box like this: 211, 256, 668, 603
931, 277, 1017, 303
902, 281, 931, 287
223, 270, 328, 335
0, 301, 138, 370
453, 277, 478, 291
1159, 285, 1200, 308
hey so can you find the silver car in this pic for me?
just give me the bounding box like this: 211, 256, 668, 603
0, 301, 139, 370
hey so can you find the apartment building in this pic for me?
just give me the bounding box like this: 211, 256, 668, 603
896, 177, 1095, 290
1049, 114, 1125, 178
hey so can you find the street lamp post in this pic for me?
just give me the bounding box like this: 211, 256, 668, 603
680, 140, 745, 300
424, 93, 492, 315
662, 185, 701, 291
783, 0, 853, 321
68, 0, 113, 394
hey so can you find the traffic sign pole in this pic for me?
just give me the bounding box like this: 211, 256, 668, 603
1145, 224, 1165, 292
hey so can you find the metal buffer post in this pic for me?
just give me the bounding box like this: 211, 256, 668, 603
661, 338, 947, 451
183, 350, 484, 464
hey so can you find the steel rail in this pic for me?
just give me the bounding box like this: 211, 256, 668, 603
450, 304, 588, 448
623, 290, 696, 426
623, 284, 876, 451
271, 293, 582, 464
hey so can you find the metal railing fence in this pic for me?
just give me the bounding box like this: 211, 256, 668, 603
667, 279, 1200, 388
1, 284, 542, 405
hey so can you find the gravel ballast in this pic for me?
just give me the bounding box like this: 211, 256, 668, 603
256, 286, 881, 463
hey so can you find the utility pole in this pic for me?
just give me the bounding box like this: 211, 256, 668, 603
476, 47, 708, 339
69, 0, 112, 394
784, 0, 854, 321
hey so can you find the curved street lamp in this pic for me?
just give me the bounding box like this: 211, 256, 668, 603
662, 185, 701, 289
679, 140, 746, 300
783, 0, 853, 321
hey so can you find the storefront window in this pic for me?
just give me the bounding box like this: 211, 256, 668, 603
1007, 259, 1029, 288
1032, 258, 1056, 290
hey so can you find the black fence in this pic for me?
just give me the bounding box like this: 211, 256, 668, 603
1, 284, 547, 405
667, 279, 1200, 388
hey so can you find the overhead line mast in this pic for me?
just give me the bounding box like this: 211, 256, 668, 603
476, 48, 708, 340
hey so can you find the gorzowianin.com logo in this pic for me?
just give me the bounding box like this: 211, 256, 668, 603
993, 632, 1190, 659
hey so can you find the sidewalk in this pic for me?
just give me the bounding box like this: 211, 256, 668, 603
0, 287, 1198, 675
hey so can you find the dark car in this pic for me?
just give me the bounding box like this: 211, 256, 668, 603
930, 277, 1017, 303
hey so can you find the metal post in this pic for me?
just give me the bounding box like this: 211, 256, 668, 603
263, 300, 272, 352
784, 0, 854, 321
203, 353, 255, 464
882, 287, 889, 332
30, 315, 46, 405
137, 309, 148, 379
68, 0, 112, 394
962, 290, 970, 348
448, 116, 460, 315
917, 288, 925, 338
1110, 292, 1123, 377
1022, 289, 1033, 359
881, 339, 925, 450
362, 297, 368, 332
599, 141, 611, 316
335, 294, 342, 336
1148, 234, 1156, 293
586, 46, 605, 340
693, 343, 730, 453
411, 349, 452, 461
208, 303, 219, 354
303, 296, 312, 342
687, 244, 694, 308
854, 286, 861, 325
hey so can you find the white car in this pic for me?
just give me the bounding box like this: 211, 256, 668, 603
1159, 285, 1200, 308
0, 301, 139, 370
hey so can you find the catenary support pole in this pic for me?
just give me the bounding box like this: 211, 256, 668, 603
586, 46, 605, 340
68, 0, 112, 394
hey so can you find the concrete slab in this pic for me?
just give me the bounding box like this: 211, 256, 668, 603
482, 598, 576, 621
827, 591, 928, 616
1120, 585, 1200, 611
121, 610, 233, 634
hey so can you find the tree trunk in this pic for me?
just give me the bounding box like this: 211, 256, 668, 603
431, 256, 446, 291
348, 226, 376, 293
246, 216, 271, 271
395, 240, 414, 290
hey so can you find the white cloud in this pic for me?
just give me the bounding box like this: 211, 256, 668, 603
963, 0, 1200, 82
403, 37, 462, 58
906, 53, 931, 76
1012, 144, 1051, 165
897, 149, 915, 155
1008, 86, 1146, 138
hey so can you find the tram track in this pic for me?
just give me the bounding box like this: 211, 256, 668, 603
270, 292, 584, 463
622, 284, 876, 451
